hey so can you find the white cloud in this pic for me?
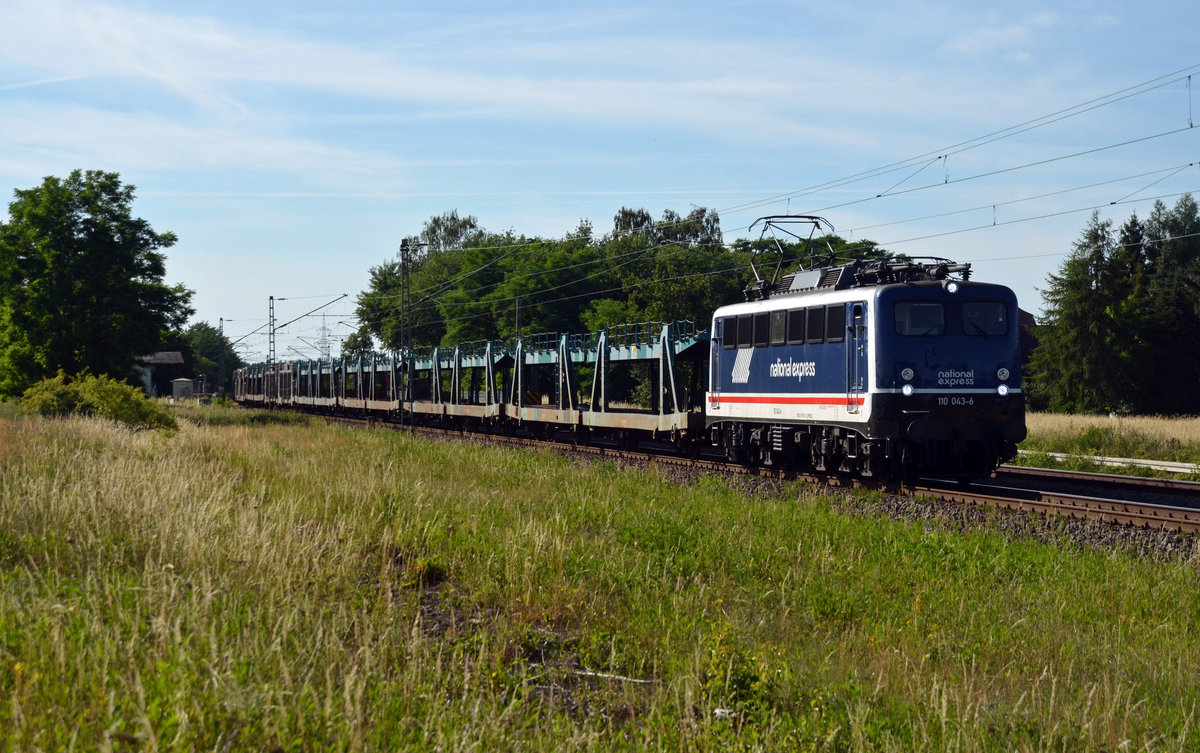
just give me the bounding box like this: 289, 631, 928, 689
0, 0, 910, 148
0, 102, 406, 187
938, 10, 1063, 64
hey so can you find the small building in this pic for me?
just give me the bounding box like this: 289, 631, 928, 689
171, 378, 196, 400
137, 352, 186, 396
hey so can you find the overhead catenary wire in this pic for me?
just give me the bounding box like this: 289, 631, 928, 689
877, 187, 1200, 249
236, 65, 1200, 351
332, 66, 1200, 321
790, 125, 1196, 222
715, 64, 1200, 220
843, 162, 1198, 234
323, 179, 1200, 340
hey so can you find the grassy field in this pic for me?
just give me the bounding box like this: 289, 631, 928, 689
1020, 412, 1200, 474
2, 407, 1200, 750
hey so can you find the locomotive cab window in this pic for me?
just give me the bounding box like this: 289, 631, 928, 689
895, 302, 944, 336
825, 303, 846, 343
963, 301, 1009, 336
753, 312, 770, 347
737, 314, 752, 348
770, 311, 787, 345
787, 309, 806, 345
806, 306, 825, 344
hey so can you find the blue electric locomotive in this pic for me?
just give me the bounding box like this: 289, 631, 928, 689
706, 253, 1026, 479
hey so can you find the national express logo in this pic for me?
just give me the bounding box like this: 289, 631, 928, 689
937, 369, 975, 386
770, 358, 817, 383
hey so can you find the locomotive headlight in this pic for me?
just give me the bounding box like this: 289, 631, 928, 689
900, 367, 914, 381
901, 384, 914, 397
943, 280, 960, 294
997, 384, 1010, 397
996, 367, 1010, 381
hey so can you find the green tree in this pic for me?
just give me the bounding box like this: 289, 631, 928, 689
483, 227, 602, 341
1029, 212, 1136, 412
1140, 195, 1200, 413
418, 210, 485, 255
356, 212, 495, 350
606, 207, 747, 327
180, 321, 244, 397
340, 329, 377, 360
0, 170, 194, 396
355, 258, 408, 350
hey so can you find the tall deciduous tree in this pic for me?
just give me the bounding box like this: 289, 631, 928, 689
0, 170, 194, 396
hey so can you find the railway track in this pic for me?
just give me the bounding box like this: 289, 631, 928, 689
323, 413, 1200, 535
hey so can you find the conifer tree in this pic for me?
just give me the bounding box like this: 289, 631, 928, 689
1029, 212, 1126, 411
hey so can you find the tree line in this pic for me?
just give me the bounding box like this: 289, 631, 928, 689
350, 208, 887, 354
1028, 195, 1200, 414
6, 168, 1197, 417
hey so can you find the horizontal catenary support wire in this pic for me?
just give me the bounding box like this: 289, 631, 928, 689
234, 66, 1200, 344
717, 64, 1200, 219
790, 126, 1195, 222
267, 66, 1199, 283
247, 175, 1198, 344
349, 170, 1195, 329
365, 127, 1197, 320
843, 162, 1197, 235
310, 181, 1199, 340
881, 186, 1200, 248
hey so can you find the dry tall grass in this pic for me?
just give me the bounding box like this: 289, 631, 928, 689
1028, 412, 1200, 445
1023, 411, 1200, 463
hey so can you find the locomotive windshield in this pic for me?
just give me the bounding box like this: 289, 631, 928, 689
895, 302, 944, 336
963, 301, 1009, 336
894, 300, 1010, 337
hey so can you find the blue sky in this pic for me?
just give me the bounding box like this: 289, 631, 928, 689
2, 0, 1198, 362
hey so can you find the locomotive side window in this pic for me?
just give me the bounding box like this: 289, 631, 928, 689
787, 309, 806, 345
737, 314, 753, 348
895, 302, 944, 336
720, 318, 736, 349
825, 303, 846, 342
963, 301, 1009, 336
753, 312, 770, 347
806, 306, 826, 344
770, 311, 787, 345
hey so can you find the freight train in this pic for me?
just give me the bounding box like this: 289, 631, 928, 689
235, 218, 1025, 480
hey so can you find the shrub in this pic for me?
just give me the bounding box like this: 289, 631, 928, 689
20, 372, 177, 431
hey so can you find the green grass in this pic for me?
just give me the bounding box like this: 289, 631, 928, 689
1017, 412, 1200, 476
168, 400, 318, 427
2, 409, 1199, 750
1022, 412, 1200, 463
0, 400, 18, 421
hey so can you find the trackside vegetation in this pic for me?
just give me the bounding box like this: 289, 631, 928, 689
1017, 412, 1200, 477
2, 407, 1199, 750
20, 371, 177, 431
